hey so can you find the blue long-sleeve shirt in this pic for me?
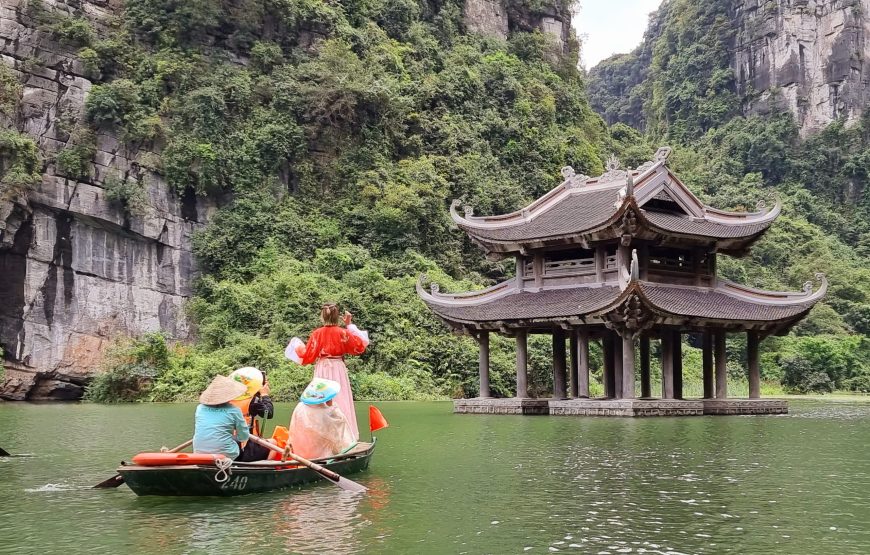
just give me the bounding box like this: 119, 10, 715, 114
193, 403, 250, 460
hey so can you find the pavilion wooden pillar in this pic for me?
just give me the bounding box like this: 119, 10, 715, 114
478, 331, 491, 398
621, 333, 636, 399
516, 330, 529, 398
603, 335, 615, 398
640, 336, 651, 398
613, 333, 624, 399
702, 331, 714, 399
748, 331, 761, 399
569, 330, 578, 398
661, 333, 674, 399
553, 329, 567, 400
673, 330, 683, 400
714, 331, 727, 399
576, 330, 590, 398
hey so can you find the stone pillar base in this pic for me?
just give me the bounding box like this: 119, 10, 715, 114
453, 398, 550, 415
550, 398, 704, 417
453, 398, 789, 416
702, 398, 788, 415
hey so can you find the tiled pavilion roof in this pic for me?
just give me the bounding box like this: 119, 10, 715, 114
417, 276, 827, 331
450, 148, 780, 254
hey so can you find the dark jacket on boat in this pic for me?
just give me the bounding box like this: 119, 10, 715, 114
236, 393, 274, 462
249, 394, 274, 423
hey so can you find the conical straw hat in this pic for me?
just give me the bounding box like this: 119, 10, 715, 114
200, 375, 248, 406
228, 366, 264, 399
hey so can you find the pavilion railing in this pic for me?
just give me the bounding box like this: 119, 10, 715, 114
543, 257, 596, 276
524, 257, 598, 277
648, 255, 692, 273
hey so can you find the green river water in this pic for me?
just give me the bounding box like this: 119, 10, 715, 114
1, 400, 869, 554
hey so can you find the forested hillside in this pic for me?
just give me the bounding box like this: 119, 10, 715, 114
64, 0, 619, 401
588, 0, 870, 394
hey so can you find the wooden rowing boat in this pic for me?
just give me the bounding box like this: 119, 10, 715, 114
117, 440, 375, 496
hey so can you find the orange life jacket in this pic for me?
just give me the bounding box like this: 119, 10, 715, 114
230, 396, 261, 436
267, 426, 290, 461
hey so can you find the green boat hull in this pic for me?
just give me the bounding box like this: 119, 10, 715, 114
117, 441, 375, 497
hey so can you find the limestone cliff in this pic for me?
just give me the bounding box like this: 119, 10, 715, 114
588, 0, 870, 136
0, 0, 211, 400
735, 0, 870, 133
0, 0, 577, 401
463, 0, 575, 57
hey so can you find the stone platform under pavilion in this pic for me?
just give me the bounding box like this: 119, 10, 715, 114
454, 397, 788, 417
419, 148, 826, 418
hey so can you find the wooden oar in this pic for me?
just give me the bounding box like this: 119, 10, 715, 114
247, 435, 367, 493
93, 439, 193, 489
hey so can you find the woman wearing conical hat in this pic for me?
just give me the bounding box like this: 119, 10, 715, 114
285, 304, 369, 440
193, 375, 250, 460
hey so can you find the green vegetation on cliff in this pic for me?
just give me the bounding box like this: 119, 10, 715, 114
590, 0, 870, 394
79, 0, 869, 401
79, 0, 614, 401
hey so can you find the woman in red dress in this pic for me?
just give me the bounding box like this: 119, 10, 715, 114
285, 304, 369, 440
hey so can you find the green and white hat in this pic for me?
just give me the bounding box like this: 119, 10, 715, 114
300, 378, 341, 405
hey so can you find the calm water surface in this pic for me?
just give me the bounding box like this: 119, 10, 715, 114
1, 400, 869, 554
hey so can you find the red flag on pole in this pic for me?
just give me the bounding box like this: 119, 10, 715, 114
369, 405, 389, 433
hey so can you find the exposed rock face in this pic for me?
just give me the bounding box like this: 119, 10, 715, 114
734, 0, 870, 135
463, 0, 574, 57
0, 0, 212, 400
464, 0, 509, 38
589, 0, 870, 135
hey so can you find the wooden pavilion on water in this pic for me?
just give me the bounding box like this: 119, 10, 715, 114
417, 148, 826, 416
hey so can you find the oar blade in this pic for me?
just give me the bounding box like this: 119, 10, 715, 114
0, 447, 10, 457
93, 474, 125, 489
334, 476, 368, 493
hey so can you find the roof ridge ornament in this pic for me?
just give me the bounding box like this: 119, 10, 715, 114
756, 193, 777, 212
635, 146, 673, 172
805, 272, 827, 295
561, 166, 590, 188
599, 154, 628, 184
654, 146, 672, 162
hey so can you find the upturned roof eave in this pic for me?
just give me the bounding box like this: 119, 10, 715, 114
590, 278, 827, 325
416, 275, 826, 329
448, 152, 784, 254
457, 206, 780, 255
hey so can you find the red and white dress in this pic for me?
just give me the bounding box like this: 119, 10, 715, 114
285, 324, 369, 440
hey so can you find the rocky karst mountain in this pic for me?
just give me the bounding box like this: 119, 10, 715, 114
0, 0, 576, 400
589, 0, 870, 137
0, 0, 212, 400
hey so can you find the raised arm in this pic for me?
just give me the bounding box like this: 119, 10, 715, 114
285, 329, 322, 365
343, 324, 368, 355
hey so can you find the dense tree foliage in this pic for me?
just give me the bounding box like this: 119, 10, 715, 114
72, 0, 616, 400
591, 0, 870, 393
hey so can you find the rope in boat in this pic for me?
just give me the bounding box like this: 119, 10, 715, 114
214, 457, 233, 483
